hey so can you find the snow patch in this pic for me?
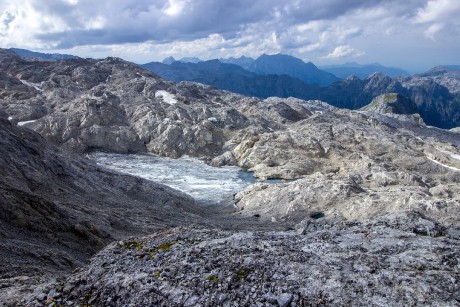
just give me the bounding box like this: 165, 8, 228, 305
426, 156, 460, 172
17, 120, 37, 126
207, 117, 218, 122
155, 90, 178, 105
20, 79, 43, 91
438, 149, 460, 161
7, 116, 13, 121
136, 72, 146, 80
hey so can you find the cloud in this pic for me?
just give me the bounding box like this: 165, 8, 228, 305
414, 0, 460, 23
0, 0, 413, 48
0, 10, 14, 32
321, 45, 365, 59
424, 23, 444, 40
0, 0, 459, 71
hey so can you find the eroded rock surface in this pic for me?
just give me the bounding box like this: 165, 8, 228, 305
3, 47, 460, 226
20, 212, 460, 306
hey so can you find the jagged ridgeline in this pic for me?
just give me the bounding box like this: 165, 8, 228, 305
143, 54, 460, 129
1, 48, 460, 305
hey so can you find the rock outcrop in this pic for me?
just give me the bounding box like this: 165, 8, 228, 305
20, 212, 460, 306
360, 93, 418, 115
415, 65, 460, 94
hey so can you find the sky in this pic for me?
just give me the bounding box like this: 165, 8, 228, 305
0, 0, 459, 73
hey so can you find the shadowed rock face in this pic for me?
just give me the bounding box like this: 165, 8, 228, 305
0, 114, 199, 282
360, 93, 418, 115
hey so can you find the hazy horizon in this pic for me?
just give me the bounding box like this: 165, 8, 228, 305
1, 0, 459, 73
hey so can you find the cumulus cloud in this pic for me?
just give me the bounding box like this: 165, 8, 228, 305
321, 45, 365, 59
413, 0, 460, 40
424, 23, 445, 40
0, 0, 459, 71
414, 0, 460, 23
0, 0, 412, 48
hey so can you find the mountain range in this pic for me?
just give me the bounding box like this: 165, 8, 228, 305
169, 54, 412, 79
144, 58, 460, 129
245, 53, 339, 86
142, 60, 320, 99
319, 62, 409, 79
9, 48, 79, 61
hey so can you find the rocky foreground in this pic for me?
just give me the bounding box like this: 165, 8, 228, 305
20, 212, 460, 306
1, 49, 460, 305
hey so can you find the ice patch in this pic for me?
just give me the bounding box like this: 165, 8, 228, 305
20, 79, 43, 91
88, 153, 253, 204
155, 90, 178, 105
17, 120, 37, 126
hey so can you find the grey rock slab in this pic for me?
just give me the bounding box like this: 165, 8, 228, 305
18, 216, 460, 306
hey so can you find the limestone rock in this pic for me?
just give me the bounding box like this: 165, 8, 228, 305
19, 213, 460, 306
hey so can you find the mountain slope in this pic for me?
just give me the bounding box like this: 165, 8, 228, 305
143, 60, 320, 99
248, 53, 339, 86
10, 48, 79, 60
360, 93, 419, 115
413, 65, 460, 94
143, 55, 460, 128
318, 73, 409, 109
320, 62, 409, 79
317, 73, 460, 128
219, 56, 255, 70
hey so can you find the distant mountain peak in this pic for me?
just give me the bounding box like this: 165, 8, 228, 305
9, 47, 79, 61
346, 75, 361, 81
321, 63, 409, 79
226, 55, 254, 61
248, 53, 338, 86
366, 72, 389, 80
219, 56, 255, 70
162, 56, 176, 64
178, 57, 203, 63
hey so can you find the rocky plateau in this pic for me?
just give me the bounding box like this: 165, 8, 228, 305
0, 48, 459, 305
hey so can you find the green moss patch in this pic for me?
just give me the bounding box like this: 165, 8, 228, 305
121, 240, 146, 251
148, 241, 179, 258
207, 275, 221, 283
235, 268, 253, 280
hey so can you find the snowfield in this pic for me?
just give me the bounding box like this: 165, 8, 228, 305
155, 90, 178, 105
